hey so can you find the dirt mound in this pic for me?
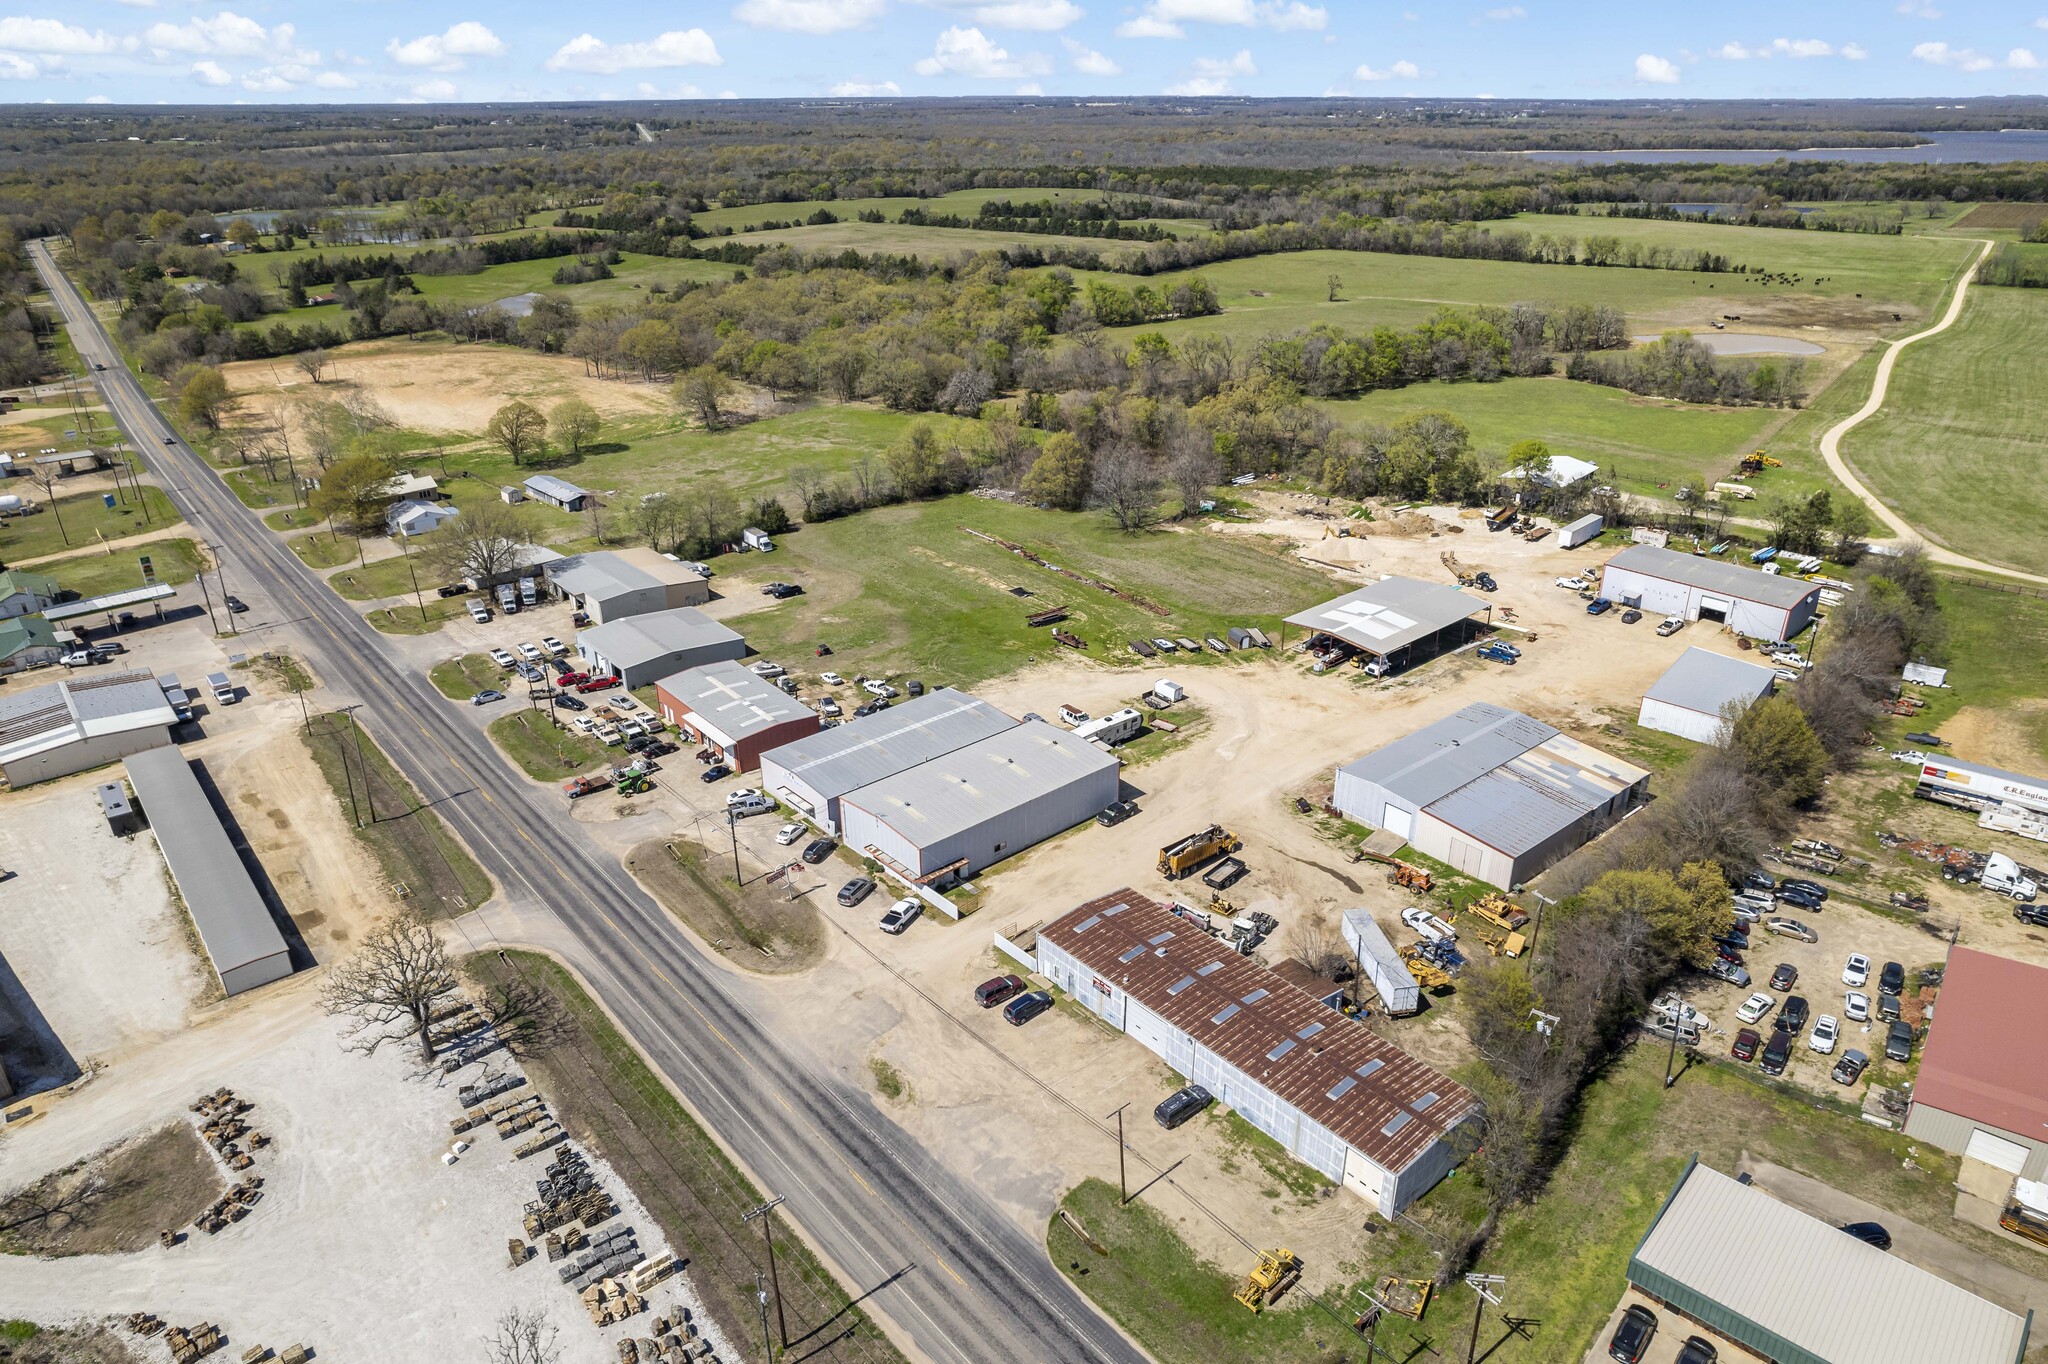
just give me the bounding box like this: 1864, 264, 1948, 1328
1365, 512, 1443, 538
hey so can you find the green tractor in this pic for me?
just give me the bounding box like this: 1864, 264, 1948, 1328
615, 770, 651, 796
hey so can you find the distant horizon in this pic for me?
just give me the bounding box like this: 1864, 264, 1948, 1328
1, 3, 2047, 106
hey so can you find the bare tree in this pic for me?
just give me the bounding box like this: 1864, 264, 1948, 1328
1090, 444, 1162, 532
320, 911, 459, 1065
633, 492, 690, 554
786, 464, 825, 520
420, 499, 537, 586
1165, 434, 1220, 520
484, 1308, 560, 1364
1284, 915, 1347, 979
294, 347, 328, 384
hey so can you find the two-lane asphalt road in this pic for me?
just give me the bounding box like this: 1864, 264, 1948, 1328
29, 241, 1150, 1364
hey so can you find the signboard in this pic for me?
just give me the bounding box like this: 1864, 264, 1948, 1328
1090, 976, 1115, 999
102, 493, 116, 509
139, 554, 156, 585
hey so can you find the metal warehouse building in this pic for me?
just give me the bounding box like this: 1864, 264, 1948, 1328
653, 661, 819, 773
0, 669, 177, 788
1598, 544, 1822, 643
548, 548, 709, 624
1905, 948, 2048, 1182
125, 747, 293, 997
576, 607, 744, 689
1637, 647, 1777, 746
1333, 702, 1649, 889
1625, 1158, 2031, 1364
1283, 577, 1490, 670
758, 690, 1017, 834
1035, 890, 1476, 1215
840, 720, 1119, 883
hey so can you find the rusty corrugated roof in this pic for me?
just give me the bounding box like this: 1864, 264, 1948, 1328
1041, 890, 1475, 1173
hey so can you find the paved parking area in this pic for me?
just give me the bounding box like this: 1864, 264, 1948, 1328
1583, 1289, 1771, 1364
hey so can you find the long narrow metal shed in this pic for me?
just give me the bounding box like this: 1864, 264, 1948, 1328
125, 746, 293, 996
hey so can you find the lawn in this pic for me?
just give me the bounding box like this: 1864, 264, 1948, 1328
1053, 1040, 2022, 1364
0, 485, 180, 562
486, 707, 607, 781
28, 536, 203, 597
288, 529, 362, 570
1317, 376, 1779, 499
364, 594, 469, 635
1838, 287, 2048, 576
1905, 581, 2048, 765
328, 549, 437, 602
716, 493, 1335, 690
427, 651, 501, 700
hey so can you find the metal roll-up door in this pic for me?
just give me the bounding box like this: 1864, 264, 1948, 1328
1966, 1128, 2030, 1173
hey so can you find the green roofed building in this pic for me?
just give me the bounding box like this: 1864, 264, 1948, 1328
1624, 1158, 2031, 1364
0, 615, 60, 675
0, 568, 61, 621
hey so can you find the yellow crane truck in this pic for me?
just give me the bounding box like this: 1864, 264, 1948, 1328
1158, 824, 1240, 879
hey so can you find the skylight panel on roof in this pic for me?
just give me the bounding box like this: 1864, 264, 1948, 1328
1412, 1091, 1440, 1112
1381, 1111, 1412, 1137
1357, 1058, 1385, 1079
1102, 903, 1128, 916
1327, 1076, 1357, 1101
1167, 975, 1196, 996
1297, 1021, 1324, 1040
1196, 961, 1223, 976
1075, 915, 1101, 933
1267, 1038, 1296, 1062
1118, 945, 1145, 964
1211, 1003, 1240, 1024
1148, 931, 1175, 946
1242, 987, 1269, 1005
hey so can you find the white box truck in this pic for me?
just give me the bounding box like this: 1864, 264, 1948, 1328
1341, 908, 1421, 1016
207, 671, 237, 705
741, 526, 775, 552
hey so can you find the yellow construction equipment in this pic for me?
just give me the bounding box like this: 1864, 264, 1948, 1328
1468, 893, 1529, 933
1233, 1248, 1301, 1313
1323, 524, 1352, 538
1399, 943, 1453, 990
1461, 894, 1529, 956
1737, 450, 1783, 475
1355, 847, 1434, 892
1158, 824, 1240, 880
1374, 1276, 1434, 1321
1463, 919, 1526, 959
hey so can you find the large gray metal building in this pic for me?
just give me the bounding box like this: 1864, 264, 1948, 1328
576, 607, 744, 689
839, 720, 1119, 882
1598, 544, 1822, 643
1624, 1158, 2030, 1364
125, 746, 293, 997
0, 669, 177, 788
1333, 702, 1649, 888
1637, 647, 1777, 746
1035, 890, 1476, 1215
548, 548, 709, 624
757, 689, 1017, 834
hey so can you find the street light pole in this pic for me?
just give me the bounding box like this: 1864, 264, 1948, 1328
1527, 890, 1554, 960
207, 542, 236, 635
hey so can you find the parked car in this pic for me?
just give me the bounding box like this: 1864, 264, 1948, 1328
1730, 901, 1762, 924
1554, 576, 1590, 591
1760, 1027, 1793, 1076
517, 642, 542, 662
1845, 991, 1871, 1022
1004, 990, 1054, 1026
854, 699, 890, 717
1401, 907, 1456, 942
1808, 1015, 1840, 1054
861, 679, 897, 697
820, 671, 845, 686
1706, 960, 1751, 987
837, 877, 876, 907
1842, 953, 1871, 988
906, 679, 925, 697
489, 648, 516, 668
1153, 1085, 1214, 1130
1736, 992, 1775, 1024
1781, 878, 1829, 901
576, 675, 621, 693
1878, 960, 1906, 996
801, 837, 837, 865
762, 582, 803, 599
1607, 1303, 1657, 1363
57, 650, 105, 668
1769, 963, 1798, 992
700, 764, 731, 783
1621, 608, 1643, 624
1585, 597, 1614, 616
1731, 1027, 1762, 1062
1777, 887, 1825, 911
1885, 1019, 1915, 1062
817, 697, 842, 717
1779, 995, 1811, 1034
750, 660, 786, 679
1476, 642, 1519, 664
1839, 1221, 1892, 1251
541, 635, 566, 655
470, 688, 505, 705
726, 790, 775, 816
515, 662, 543, 683
1744, 870, 1777, 892
553, 694, 587, 712
1096, 800, 1139, 827
2016, 903, 2048, 927
1656, 616, 1684, 636
1674, 1338, 1719, 1364
775, 823, 805, 846
1832, 1049, 1870, 1085
1766, 917, 1818, 942
879, 898, 921, 934
974, 975, 1026, 1008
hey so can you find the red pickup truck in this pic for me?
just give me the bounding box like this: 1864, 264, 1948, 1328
575, 674, 621, 694
562, 774, 608, 800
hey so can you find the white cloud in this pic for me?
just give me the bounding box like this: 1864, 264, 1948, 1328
913, 25, 1050, 76
1355, 58, 1421, 80
1896, 0, 1941, 16
830, 77, 902, 94
1775, 37, 1834, 57
1911, 40, 1995, 70
546, 29, 723, 73
966, 0, 1086, 30
1117, 0, 1323, 38
1843, 41, 1868, 59
412, 78, 458, 99
386, 22, 505, 71
1015, 79, 1043, 92
0, 52, 38, 79
733, 0, 886, 34
242, 69, 294, 92
85, 92, 109, 101
0, 18, 121, 54
1166, 46, 1253, 92
2039, 16, 2048, 28
191, 59, 231, 85
1063, 36, 1121, 74
2009, 47, 2042, 68
1482, 5, 1525, 18
314, 70, 357, 89
116, 0, 157, 7
147, 11, 309, 61
1714, 41, 1759, 58
1714, 37, 1859, 60
1634, 52, 1679, 83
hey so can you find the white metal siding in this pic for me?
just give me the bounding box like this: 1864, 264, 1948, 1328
1638, 696, 1726, 746
1125, 997, 1176, 1058
0, 726, 174, 788
1384, 804, 1415, 841
1341, 1147, 1388, 1206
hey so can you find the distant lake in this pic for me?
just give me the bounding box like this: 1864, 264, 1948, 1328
1523, 130, 2048, 165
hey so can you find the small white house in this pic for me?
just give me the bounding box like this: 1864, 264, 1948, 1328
1637, 648, 1777, 746
386, 499, 460, 538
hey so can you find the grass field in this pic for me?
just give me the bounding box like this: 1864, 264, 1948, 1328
717, 493, 1334, 689
27, 536, 202, 597
0, 486, 179, 563
1510, 213, 1979, 324
1838, 287, 2048, 575
738, 220, 1145, 262
487, 708, 607, 780
690, 185, 1121, 234
1318, 376, 1780, 498
1901, 582, 2048, 764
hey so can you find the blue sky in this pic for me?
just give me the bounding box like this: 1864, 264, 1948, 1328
1, 1, 2045, 104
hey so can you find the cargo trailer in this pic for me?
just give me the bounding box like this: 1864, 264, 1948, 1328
1342, 908, 1421, 1016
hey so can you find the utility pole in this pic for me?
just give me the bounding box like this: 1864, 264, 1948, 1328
742, 1197, 789, 1352
194, 563, 221, 635
728, 810, 743, 884
753, 1272, 773, 1364
1463, 1273, 1505, 1364
207, 542, 236, 635
401, 536, 426, 623
330, 710, 360, 827
341, 703, 373, 825
1664, 983, 1685, 1089
1106, 1103, 1130, 1204
1526, 890, 1554, 959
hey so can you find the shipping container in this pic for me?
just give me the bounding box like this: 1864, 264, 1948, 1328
1341, 908, 1421, 1016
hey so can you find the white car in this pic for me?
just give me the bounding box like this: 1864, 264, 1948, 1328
1842, 953, 1871, 988
57, 650, 103, 668
1808, 1015, 1840, 1054
1736, 991, 1776, 1025
775, 823, 805, 846
1554, 576, 1589, 591
541, 635, 567, 655
1730, 901, 1762, 923
488, 648, 516, 669
1655, 616, 1684, 636
612, 694, 643, 713
879, 898, 922, 934
1400, 907, 1456, 943
1845, 990, 1871, 1022
1651, 994, 1709, 1030
820, 672, 845, 686
861, 679, 897, 698
1773, 668, 1799, 682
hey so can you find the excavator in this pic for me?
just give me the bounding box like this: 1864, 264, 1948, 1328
1233, 1249, 1301, 1312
